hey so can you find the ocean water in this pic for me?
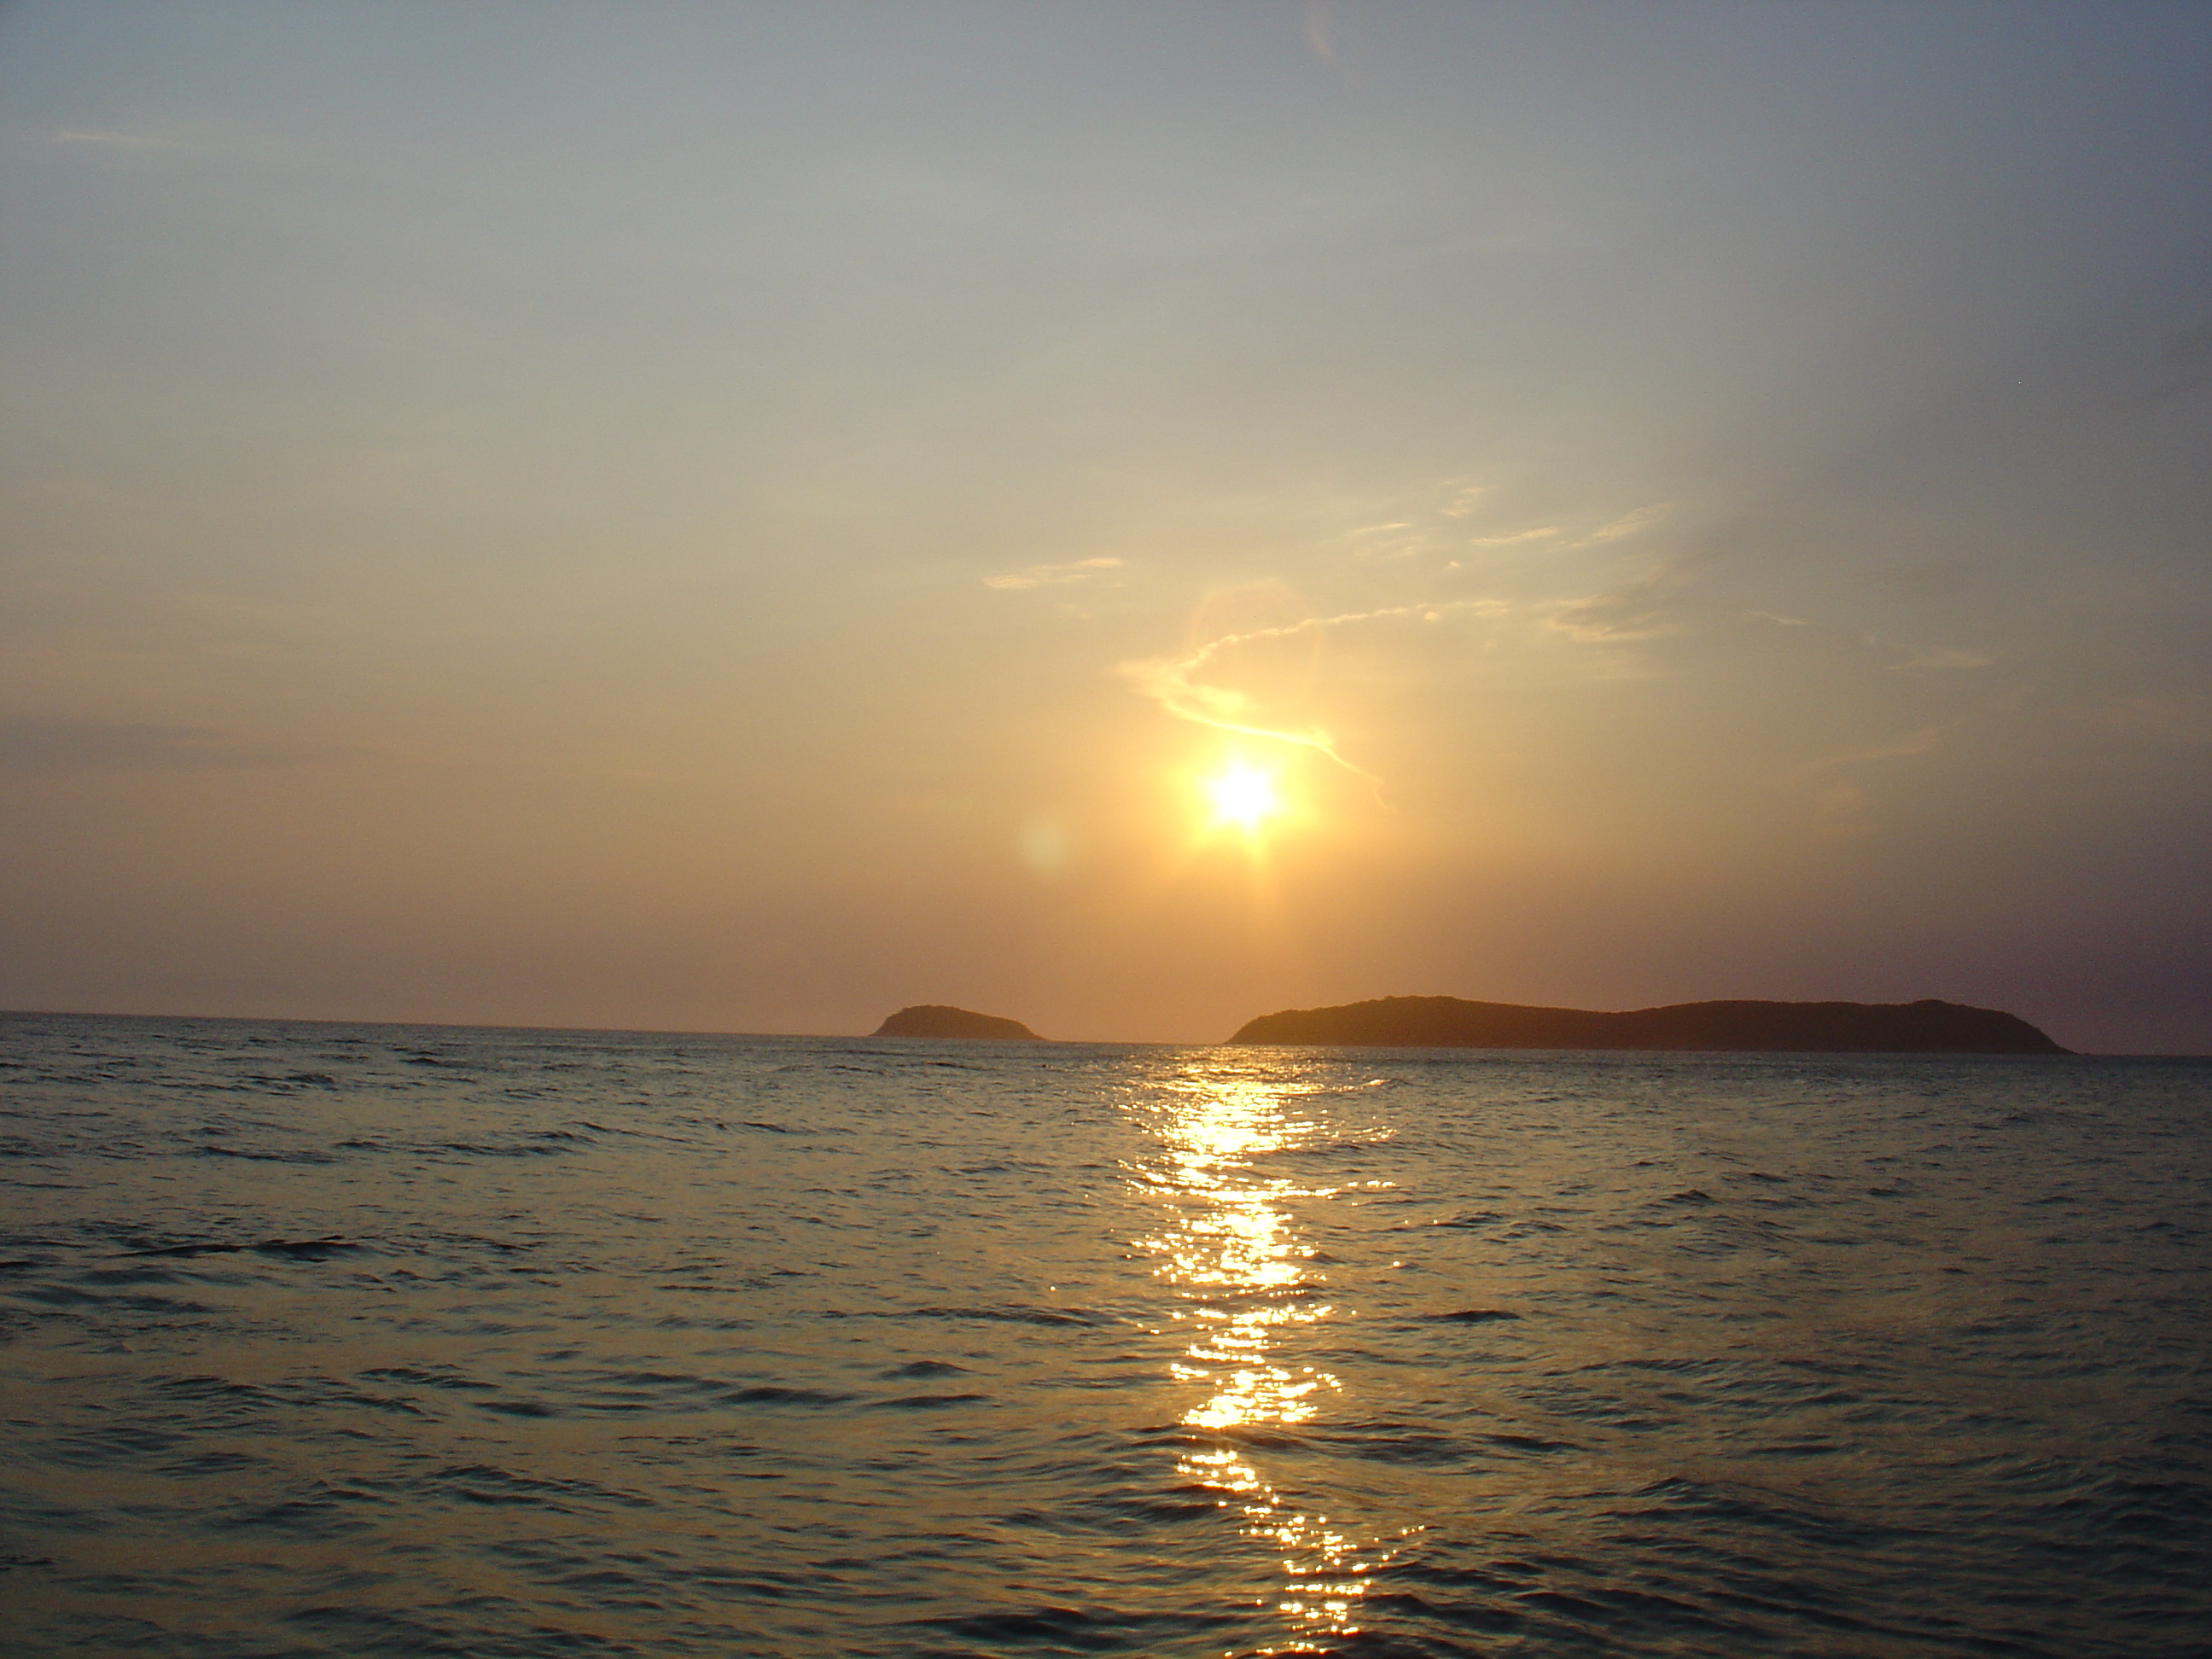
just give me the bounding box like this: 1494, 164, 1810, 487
2, 1014, 2207, 1658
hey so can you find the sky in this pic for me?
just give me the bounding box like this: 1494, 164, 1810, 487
3, 1, 2209, 1051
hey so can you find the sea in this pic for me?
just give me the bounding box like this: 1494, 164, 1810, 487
2, 1013, 2208, 1658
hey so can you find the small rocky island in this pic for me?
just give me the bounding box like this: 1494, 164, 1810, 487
871, 1004, 1045, 1040
1227, 995, 2069, 1053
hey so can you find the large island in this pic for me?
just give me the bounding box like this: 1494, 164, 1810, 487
1226, 995, 2069, 1054
872, 1004, 1044, 1040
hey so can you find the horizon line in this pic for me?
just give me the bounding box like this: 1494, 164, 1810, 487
7, 1005, 2207, 1058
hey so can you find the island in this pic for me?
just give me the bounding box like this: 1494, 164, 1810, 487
871, 1004, 1045, 1040
1225, 995, 2069, 1054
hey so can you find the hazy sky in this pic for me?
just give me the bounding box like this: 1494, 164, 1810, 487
4, 1, 2209, 1050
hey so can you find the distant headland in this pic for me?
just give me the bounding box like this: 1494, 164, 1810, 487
872, 1004, 1044, 1040
1226, 996, 2069, 1054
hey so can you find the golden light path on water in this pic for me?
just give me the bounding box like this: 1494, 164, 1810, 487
1133, 1065, 1406, 1651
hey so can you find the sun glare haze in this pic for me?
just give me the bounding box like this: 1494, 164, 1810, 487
1204, 759, 1284, 836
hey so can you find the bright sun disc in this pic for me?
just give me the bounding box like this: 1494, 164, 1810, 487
1206, 763, 1281, 831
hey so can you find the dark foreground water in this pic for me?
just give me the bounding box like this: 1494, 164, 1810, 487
2, 1015, 2208, 1657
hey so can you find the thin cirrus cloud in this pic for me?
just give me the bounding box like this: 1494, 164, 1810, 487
1569, 504, 1671, 549
1892, 647, 1995, 672
1120, 598, 1510, 778
1547, 560, 1702, 643
982, 557, 1125, 591
1792, 720, 1958, 787
1466, 527, 1562, 550
1453, 505, 1656, 556
40, 125, 207, 154
0, 719, 356, 773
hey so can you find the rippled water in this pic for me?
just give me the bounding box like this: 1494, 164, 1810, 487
2, 1013, 2208, 1656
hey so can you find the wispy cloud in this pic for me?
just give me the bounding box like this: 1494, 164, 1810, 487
1790, 722, 1954, 795
1121, 597, 1505, 777
1571, 503, 1670, 547
984, 556, 1124, 591
1892, 646, 1994, 671
41, 126, 202, 154
0, 719, 358, 773
1787, 719, 1959, 833
2133, 317, 2212, 405
1303, 0, 1336, 66
2089, 693, 2212, 747
1467, 526, 1561, 549
1548, 560, 1697, 643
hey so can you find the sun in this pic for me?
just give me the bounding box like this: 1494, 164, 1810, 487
1204, 760, 1282, 833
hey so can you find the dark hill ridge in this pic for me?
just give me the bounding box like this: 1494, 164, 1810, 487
872, 1005, 1043, 1040
1227, 996, 2069, 1054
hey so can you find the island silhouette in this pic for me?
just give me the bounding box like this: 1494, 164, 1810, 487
1225, 996, 2069, 1053
872, 1004, 1044, 1040
872, 996, 2068, 1052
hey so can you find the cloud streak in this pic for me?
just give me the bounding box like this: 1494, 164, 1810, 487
0, 719, 358, 773
1548, 559, 1699, 642
1571, 504, 1670, 548
41, 126, 208, 155
1121, 598, 1505, 777
1892, 646, 1994, 672
984, 556, 1124, 591
1467, 527, 1561, 549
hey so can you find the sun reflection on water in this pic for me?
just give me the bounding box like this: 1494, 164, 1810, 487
1135, 1067, 1400, 1650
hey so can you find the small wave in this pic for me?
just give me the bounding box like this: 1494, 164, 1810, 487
1166, 1422, 1310, 1452
23, 1284, 218, 1314
1273, 1136, 1398, 1156
1310, 1423, 1476, 1466
362, 1365, 494, 1393
118, 1237, 359, 1260
906, 1304, 1104, 1327
424, 1140, 568, 1158
1419, 1307, 1522, 1324
902, 1604, 1230, 1647
878, 1359, 971, 1379
1107, 1491, 1222, 1523
195, 1144, 334, 1164
724, 1384, 848, 1406
1617, 1473, 1895, 1548
423, 1463, 657, 1512
1353, 1587, 1526, 1637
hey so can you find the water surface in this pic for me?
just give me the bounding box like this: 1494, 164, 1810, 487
3, 1014, 2207, 1655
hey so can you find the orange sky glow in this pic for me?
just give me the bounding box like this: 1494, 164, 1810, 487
3, 2, 2209, 1050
